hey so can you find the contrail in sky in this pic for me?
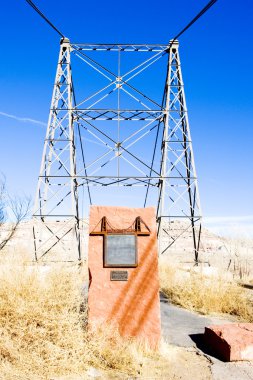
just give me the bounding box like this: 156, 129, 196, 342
0, 111, 47, 127
0, 110, 107, 147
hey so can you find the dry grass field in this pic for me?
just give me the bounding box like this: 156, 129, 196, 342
159, 257, 253, 322
0, 260, 214, 380
0, 223, 252, 378
0, 260, 203, 380
0, 262, 151, 379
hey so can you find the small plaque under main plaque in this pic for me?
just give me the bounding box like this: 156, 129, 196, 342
110, 270, 128, 281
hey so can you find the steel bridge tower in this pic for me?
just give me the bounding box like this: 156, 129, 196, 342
32, 38, 202, 263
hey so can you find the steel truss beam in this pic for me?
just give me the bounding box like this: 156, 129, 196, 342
33, 38, 202, 263
71, 44, 168, 52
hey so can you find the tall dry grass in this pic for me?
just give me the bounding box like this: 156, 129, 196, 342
159, 258, 253, 322
0, 262, 156, 380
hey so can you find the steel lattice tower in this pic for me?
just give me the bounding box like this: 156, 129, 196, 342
32, 38, 202, 263
157, 41, 202, 262
33, 38, 81, 260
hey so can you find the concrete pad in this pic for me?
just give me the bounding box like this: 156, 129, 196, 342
160, 293, 232, 348
205, 324, 253, 361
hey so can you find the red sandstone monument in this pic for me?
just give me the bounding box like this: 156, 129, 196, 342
88, 205, 161, 347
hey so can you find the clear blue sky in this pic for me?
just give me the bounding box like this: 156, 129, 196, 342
0, 0, 253, 235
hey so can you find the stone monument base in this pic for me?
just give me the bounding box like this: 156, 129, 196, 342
88, 205, 161, 348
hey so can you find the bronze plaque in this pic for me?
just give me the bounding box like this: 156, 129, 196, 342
110, 270, 128, 281
104, 234, 137, 267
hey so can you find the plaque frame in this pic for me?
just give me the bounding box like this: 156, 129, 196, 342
104, 233, 138, 268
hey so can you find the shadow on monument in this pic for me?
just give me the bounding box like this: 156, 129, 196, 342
189, 333, 226, 362
108, 233, 159, 338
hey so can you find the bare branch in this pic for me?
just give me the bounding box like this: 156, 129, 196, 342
0, 179, 31, 250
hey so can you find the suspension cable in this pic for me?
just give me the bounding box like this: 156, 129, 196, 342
171, 0, 218, 43
25, 0, 65, 38
25, 0, 218, 43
